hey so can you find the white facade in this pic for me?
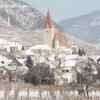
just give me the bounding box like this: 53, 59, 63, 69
0, 39, 22, 53
54, 55, 78, 85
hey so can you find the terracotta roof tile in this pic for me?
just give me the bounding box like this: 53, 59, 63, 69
54, 32, 66, 46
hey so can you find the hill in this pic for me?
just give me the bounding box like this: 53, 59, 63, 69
0, 0, 99, 55
58, 10, 100, 45
0, 0, 45, 31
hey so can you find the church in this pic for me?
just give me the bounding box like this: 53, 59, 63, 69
26, 10, 73, 55
43, 10, 67, 51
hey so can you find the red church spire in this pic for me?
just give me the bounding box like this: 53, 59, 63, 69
46, 10, 53, 28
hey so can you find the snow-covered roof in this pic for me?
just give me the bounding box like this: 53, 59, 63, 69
17, 59, 26, 64
65, 55, 78, 60
48, 54, 55, 61
8, 41, 21, 46
25, 50, 34, 55
0, 55, 9, 63
0, 39, 8, 44
0, 55, 10, 68
29, 44, 50, 50
61, 60, 77, 67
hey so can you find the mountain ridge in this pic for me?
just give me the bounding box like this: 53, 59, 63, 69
58, 10, 100, 45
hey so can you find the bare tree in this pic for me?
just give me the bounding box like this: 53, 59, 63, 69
26, 55, 33, 68
73, 57, 97, 97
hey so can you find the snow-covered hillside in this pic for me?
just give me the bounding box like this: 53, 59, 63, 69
0, 0, 45, 30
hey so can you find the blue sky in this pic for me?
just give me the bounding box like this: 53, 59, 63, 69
23, 0, 100, 22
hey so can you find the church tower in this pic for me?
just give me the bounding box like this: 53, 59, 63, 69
44, 10, 66, 50
44, 10, 55, 49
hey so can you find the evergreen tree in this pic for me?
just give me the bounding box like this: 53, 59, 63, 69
26, 55, 33, 68
82, 49, 86, 55
97, 58, 100, 64
78, 49, 83, 56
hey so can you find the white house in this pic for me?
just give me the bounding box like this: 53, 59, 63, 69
8, 41, 22, 53
0, 39, 9, 54
54, 55, 78, 85
0, 39, 22, 53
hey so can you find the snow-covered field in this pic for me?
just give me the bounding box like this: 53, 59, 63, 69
0, 83, 100, 100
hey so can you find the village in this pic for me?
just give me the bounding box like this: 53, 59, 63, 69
0, 10, 100, 100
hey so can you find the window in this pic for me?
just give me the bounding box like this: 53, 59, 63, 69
62, 69, 69, 73
64, 78, 68, 82
66, 70, 69, 72
66, 78, 68, 82
62, 70, 65, 73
